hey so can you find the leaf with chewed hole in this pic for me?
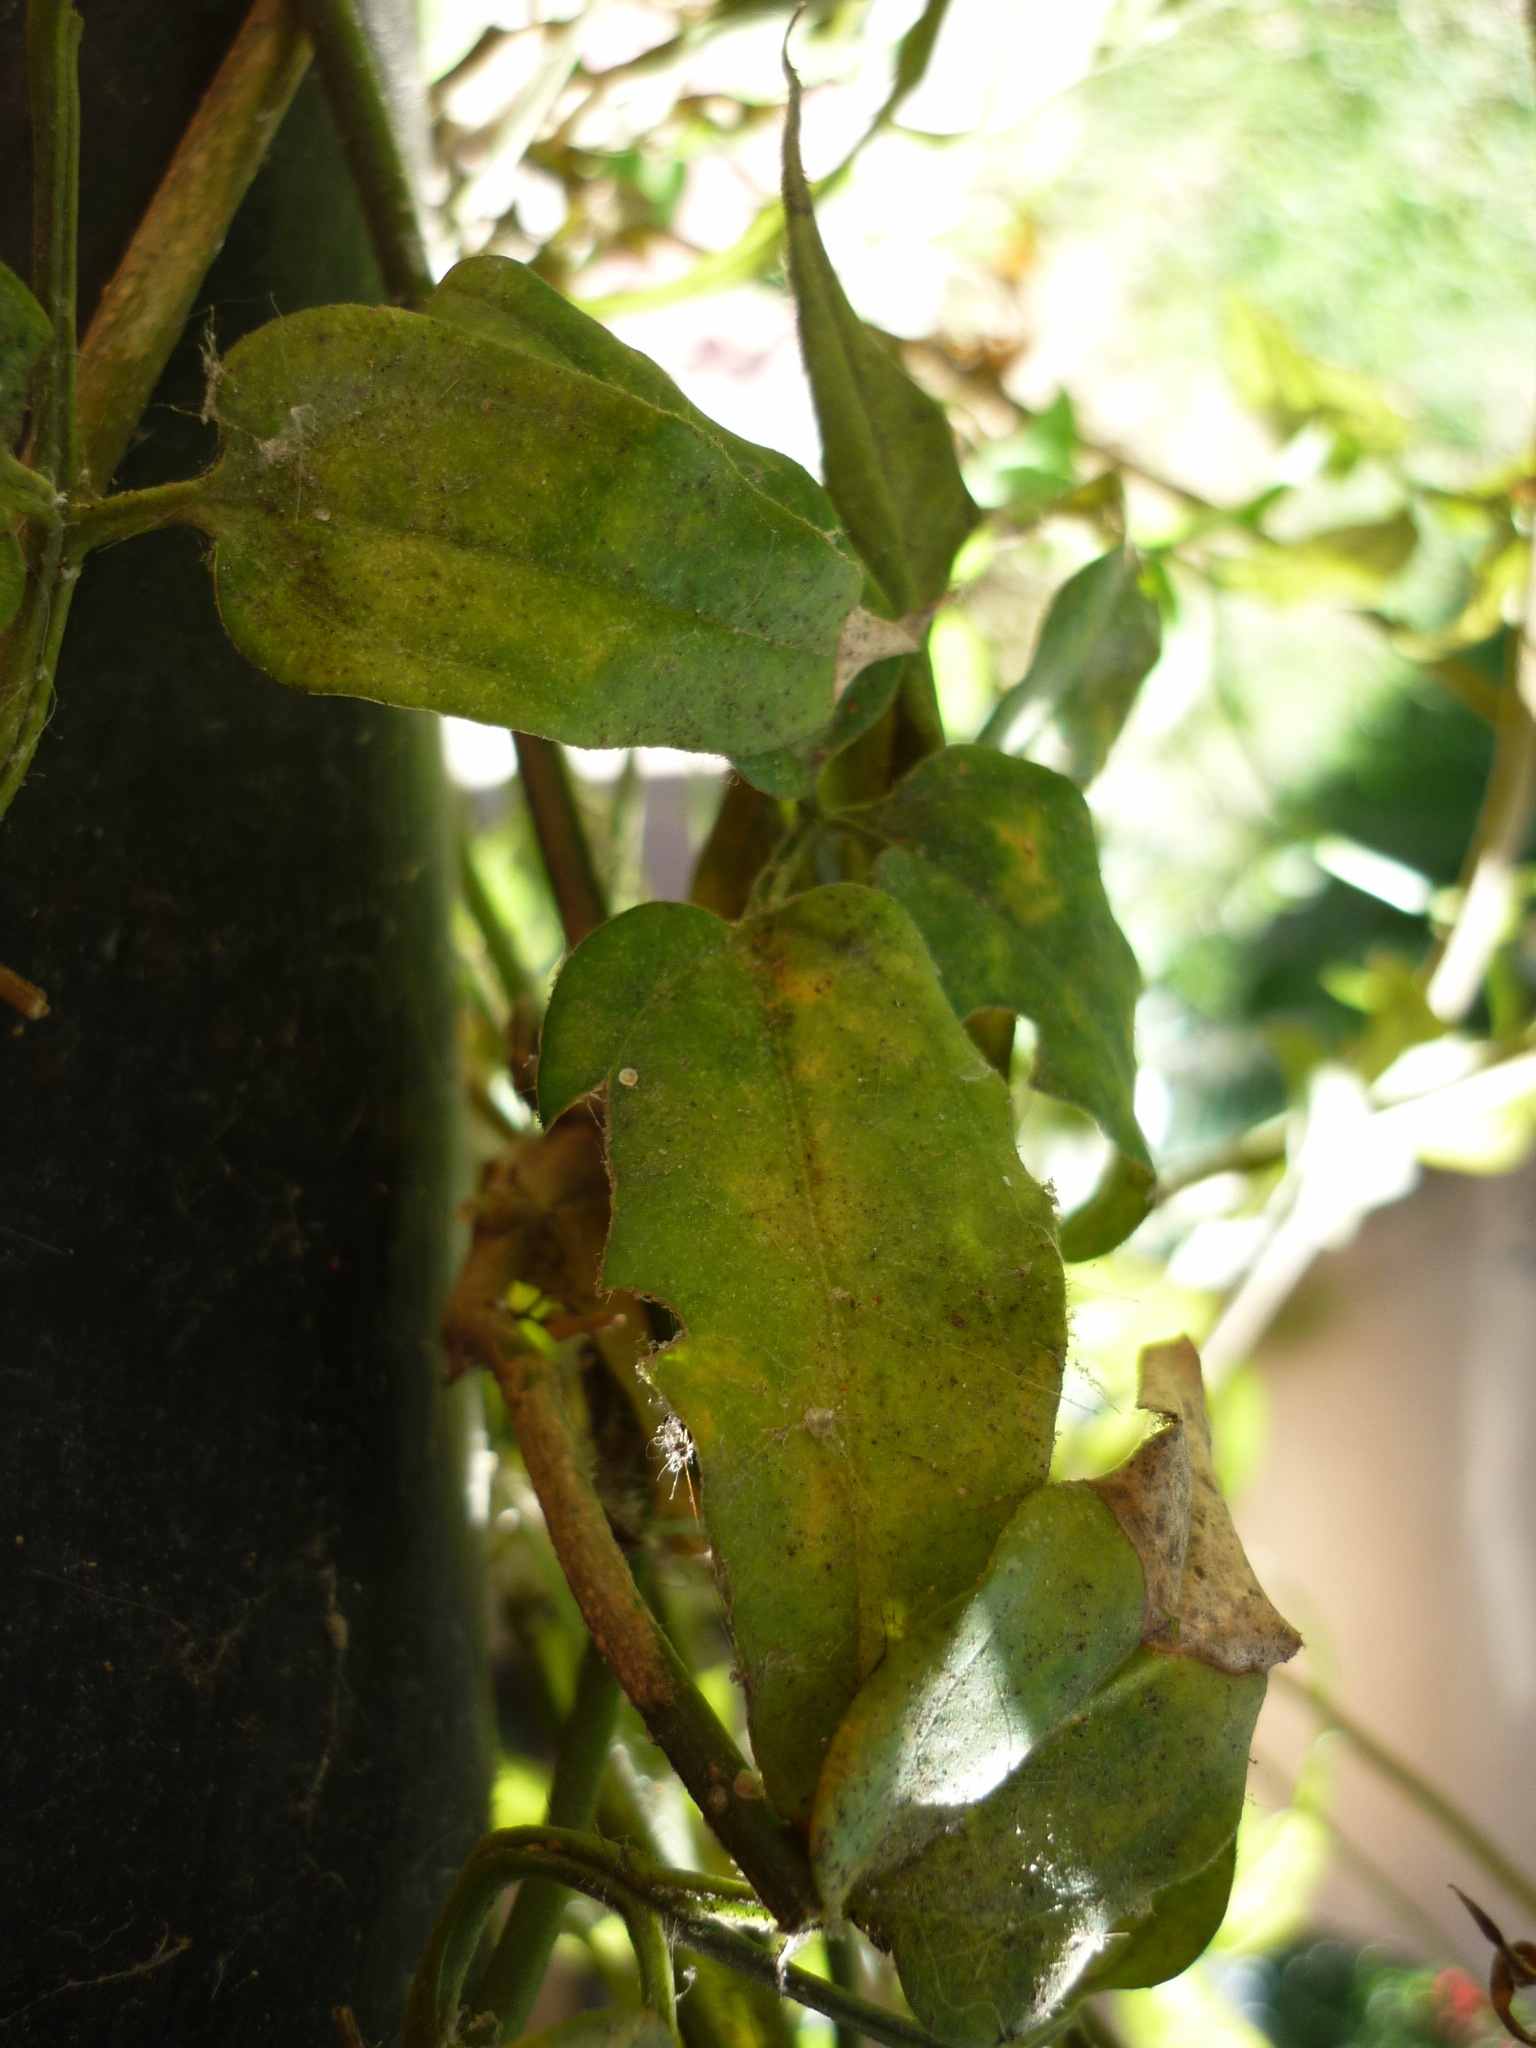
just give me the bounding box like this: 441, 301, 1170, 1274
170, 281, 876, 757
538, 884, 1066, 1824
782, 56, 976, 612
812, 1337, 1296, 2043
841, 745, 1153, 1257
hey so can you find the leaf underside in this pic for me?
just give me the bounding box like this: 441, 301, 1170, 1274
538, 883, 1067, 1822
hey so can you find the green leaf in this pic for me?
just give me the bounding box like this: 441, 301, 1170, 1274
812, 1483, 1148, 1917
817, 1338, 1296, 2045
427, 255, 835, 533
538, 885, 1067, 1823
1211, 512, 1418, 608
842, 745, 1153, 1258
782, 55, 977, 610
853, 1649, 1265, 2045
183, 294, 867, 757
977, 546, 1161, 768
0, 261, 50, 447
733, 651, 913, 799
1082, 1838, 1238, 1995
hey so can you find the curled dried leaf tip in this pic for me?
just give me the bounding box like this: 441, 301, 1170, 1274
1089, 1335, 1302, 1673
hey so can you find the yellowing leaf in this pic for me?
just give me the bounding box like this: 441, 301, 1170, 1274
174, 281, 867, 757
842, 746, 1154, 1258
538, 885, 1066, 1823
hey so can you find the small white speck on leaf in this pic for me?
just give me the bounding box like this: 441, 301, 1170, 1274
617, 1067, 639, 1087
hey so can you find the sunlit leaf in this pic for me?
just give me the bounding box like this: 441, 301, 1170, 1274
853, 1650, 1264, 2045
176, 288, 869, 757
841, 745, 1154, 1257
977, 546, 1161, 771
1212, 512, 1418, 608
0, 261, 50, 446
427, 255, 835, 532
812, 1483, 1148, 1916
782, 55, 977, 610
815, 1339, 1296, 2045
538, 885, 1067, 1822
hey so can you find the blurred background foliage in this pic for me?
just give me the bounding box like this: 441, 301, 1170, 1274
422, 2, 1536, 2043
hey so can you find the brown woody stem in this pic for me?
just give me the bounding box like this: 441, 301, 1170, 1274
486, 1340, 815, 1928
74, 0, 310, 493
515, 732, 610, 949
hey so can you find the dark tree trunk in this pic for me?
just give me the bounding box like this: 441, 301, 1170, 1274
0, 8, 490, 2043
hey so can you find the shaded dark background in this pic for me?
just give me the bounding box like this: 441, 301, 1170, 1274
0, 5, 490, 2040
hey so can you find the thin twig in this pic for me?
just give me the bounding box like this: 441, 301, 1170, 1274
74, 0, 310, 492
294, 0, 434, 306
1273, 1669, 1536, 1924
405, 1827, 951, 2048
482, 1344, 815, 1927
514, 734, 610, 950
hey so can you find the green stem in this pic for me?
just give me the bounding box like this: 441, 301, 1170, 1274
827, 1934, 869, 2048
458, 835, 535, 1008
28, 0, 79, 497
404, 1829, 723, 2048
73, 0, 310, 491
1273, 1669, 1536, 1923
68, 477, 208, 552
487, 1347, 815, 1928
294, 0, 434, 307
515, 732, 610, 949
473, 1640, 621, 2038
405, 1827, 953, 2048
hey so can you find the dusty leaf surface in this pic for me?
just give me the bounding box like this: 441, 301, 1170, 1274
184, 293, 864, 756
843, 745, 1153, 1257
811, 1484, 1147, 1917
538, 884, 1066, 1822
814, 1338, 1296, 2043
851, 1649, 1264, 2044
